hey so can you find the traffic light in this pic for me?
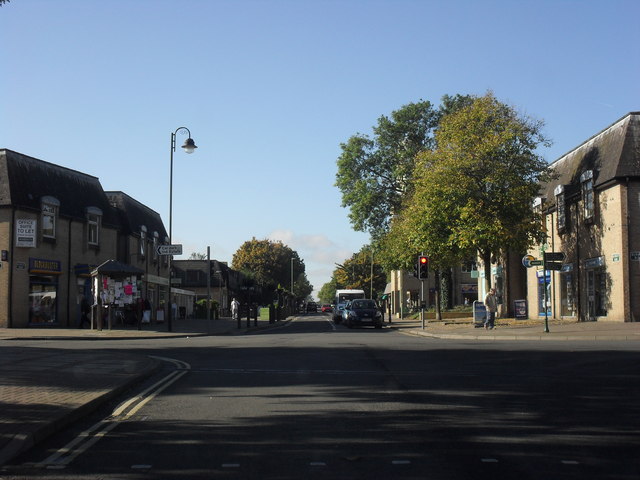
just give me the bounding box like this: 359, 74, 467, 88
418, 255, 429, 279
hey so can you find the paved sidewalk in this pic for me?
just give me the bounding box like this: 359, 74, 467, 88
1, 315, 638, 466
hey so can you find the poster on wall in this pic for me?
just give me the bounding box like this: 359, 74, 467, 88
16, 219, 37, 247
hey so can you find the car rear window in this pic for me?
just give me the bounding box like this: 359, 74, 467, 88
352, 300, 376, 309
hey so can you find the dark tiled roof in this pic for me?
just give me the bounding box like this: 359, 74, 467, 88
0, 149, 119, 227
105, 191, 167, 239
541, 112, 640, 202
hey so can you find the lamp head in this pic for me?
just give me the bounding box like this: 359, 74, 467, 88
182, 137, 198, 154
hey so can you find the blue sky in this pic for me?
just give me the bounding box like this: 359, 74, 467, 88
2, 0, 638, 298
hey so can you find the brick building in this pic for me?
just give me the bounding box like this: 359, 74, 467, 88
0, 149, 174, 328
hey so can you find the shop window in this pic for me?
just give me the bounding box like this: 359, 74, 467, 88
41, 196, 60, 240
29, 276, 58, 324
581, 170, 595, 222
554, 184, 566, 232
86, 207, 102, 246
560, 271, 575, 317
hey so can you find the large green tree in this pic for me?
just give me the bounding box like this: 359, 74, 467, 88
319, 245, 386, 302
232, 238, 311, 301
385, 93, 553, 290
335, 95, 474, 240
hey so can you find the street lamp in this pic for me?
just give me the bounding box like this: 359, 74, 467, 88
168, 127, 197, 332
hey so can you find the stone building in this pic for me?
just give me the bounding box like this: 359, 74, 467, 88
0, 149, 174, 328
524, 112, 640, 322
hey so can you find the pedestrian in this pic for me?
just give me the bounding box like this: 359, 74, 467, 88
231, 297, 240, 320
484, 287, 498, 330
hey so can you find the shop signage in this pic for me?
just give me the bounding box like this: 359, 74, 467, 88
16, 219, 37, 247
29, 257, 62, 275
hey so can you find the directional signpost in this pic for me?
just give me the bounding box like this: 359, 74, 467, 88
544, 251, 565, 271
157, 244, 183, 256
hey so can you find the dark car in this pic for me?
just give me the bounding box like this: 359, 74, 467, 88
306, 302, 318, 313
343, 299, 383, 329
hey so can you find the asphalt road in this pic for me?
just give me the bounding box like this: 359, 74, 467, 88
4, 314, 640, 479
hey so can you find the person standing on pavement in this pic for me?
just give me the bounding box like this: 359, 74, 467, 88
231, 297, 240, 320
484, 287, 498, 330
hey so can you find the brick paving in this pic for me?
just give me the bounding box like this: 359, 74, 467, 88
1, 315, 638, 466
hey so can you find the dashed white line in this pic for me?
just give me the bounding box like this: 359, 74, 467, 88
562, 460, 580, 465
222, 463, 240, 468
481, 458, 499, 463
310, 462, 327, 466
392, 460, 411, 465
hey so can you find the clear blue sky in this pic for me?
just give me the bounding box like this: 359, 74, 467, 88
2, 0, 638, 298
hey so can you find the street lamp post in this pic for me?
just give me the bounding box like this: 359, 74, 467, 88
168, 127, 197, 332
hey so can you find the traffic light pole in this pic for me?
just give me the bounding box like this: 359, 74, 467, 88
421, 279, 425, 329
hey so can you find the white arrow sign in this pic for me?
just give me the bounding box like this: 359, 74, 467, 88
157, 244, 183, 256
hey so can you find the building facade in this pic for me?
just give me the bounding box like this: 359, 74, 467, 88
523, 112, 640, 322
0, 149, 175, 328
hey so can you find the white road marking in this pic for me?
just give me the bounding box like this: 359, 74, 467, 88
222, 463, 240, 468
562, 460, 580, 465
35, 356, 191, 468
392, 460, 411, 465
481, 458, 499, 463
310, 462, 327, 466
131, 464, 152, 469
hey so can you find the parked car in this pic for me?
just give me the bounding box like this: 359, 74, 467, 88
321, 304, 332, 313
343, 299, 383, 329
306, 302, 318, 313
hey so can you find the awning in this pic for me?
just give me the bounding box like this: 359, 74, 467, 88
91, 259, 144, 277
383, 282, 392, 294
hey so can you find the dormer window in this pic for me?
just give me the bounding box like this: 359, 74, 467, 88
581, 170, 594, 221
554, 185, 566, 232
86, 207, 102, 246
41, 196, 60, 240
140, 225, 147, 257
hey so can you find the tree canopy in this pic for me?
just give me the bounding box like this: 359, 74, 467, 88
335, 95, 475, 240
380, 92, 553, 288
231, 238, 312, 301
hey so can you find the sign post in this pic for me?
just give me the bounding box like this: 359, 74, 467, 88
156, 244, 183, 256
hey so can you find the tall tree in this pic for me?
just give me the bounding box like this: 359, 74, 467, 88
232, 238, 311, 301
335, 96, 474, 239
390, 92, 553, 290
335, 100, 439, 239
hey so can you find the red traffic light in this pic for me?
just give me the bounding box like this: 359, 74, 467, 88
418, 255, 429, 279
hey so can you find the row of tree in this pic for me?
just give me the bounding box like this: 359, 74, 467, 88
323, 91, 553, 306
190, 238, 313, 305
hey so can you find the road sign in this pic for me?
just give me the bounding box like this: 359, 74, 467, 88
545, 261, 563, 271
530, 260, 543, 266
522, 255, 535, 268
157, 244, 183, 256
544, 252, 565, 262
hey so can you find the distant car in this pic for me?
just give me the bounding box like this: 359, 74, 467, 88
306, 302, 318, 313
321, 304, 332, 313
343, 299, 383, 329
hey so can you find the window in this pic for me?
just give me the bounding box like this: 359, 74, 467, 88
86, 207, 102, 246
581, 170, 594, 221
153, 232, 159, 262
140, 226, 147, 257
41, 196, 60, 239
555, 184, 566, 232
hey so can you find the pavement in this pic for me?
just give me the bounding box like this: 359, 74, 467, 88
1, 314, 639, 467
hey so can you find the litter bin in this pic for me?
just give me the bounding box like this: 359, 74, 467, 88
473, 301, 486, 328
